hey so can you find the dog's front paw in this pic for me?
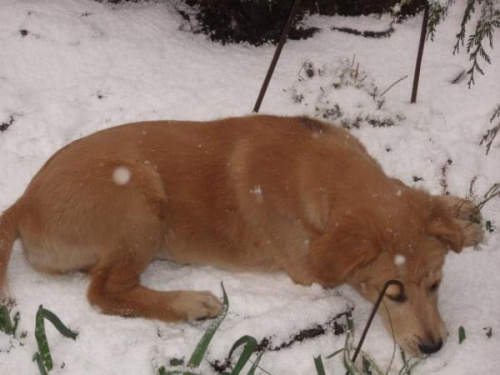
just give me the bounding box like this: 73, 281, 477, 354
175, 291, 223, 321
438, 195, 481, 222
456, 220, 484, 247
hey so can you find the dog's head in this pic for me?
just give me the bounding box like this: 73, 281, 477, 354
352, 229, 456, 357
311, 192, 465, 356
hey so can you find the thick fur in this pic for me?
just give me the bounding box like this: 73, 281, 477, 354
0, 115, 482, 354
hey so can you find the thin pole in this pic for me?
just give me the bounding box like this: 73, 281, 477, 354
350, 280, 405, 366
410, 2, 429, 103
253, 0, 302, 113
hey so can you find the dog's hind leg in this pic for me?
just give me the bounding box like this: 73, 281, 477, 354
0, 203, 20, 301
19, 158, 222, 321
88, 259, 222, 321
86, 198, 222, 322
87, 219, 222, 322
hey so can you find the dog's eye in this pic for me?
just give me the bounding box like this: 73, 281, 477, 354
428, 282, 440, 293
386, 293, 407, 303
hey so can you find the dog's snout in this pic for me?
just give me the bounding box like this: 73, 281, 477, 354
418, 339, 443, 355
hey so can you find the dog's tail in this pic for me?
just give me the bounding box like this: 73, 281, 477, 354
0, 203, 20, 301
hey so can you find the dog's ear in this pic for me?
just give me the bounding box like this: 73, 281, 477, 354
310, 222, 380, 287
427, 207, 464, 253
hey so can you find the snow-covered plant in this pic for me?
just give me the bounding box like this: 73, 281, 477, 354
289, 57, 405, 129
427, 0, 500, 87
0, 303, 20, 336
321, 311, 422, 375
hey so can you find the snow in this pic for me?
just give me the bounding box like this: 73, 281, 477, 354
394, 254, 406, 267
112, 166, 131, 185
250, 185, 263, 203
0, 0, 499, 374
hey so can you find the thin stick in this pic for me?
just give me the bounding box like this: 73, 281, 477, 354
380, 75, 409, 97
253, 0, 302, 113
350, 280, 405, 365
477, 183, 500, 210
410, 2, 429, 104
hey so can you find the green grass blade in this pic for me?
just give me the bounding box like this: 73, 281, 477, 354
459, 326, 466, 344
341, 310, 361, 374
325, 348, 346, 359
343, 357, 361, 375
407, 358, 423, 374
343, 348, 362, 375
399, 357, 423, 375
33, 352, 49, 375
246, 351, 264, 375
12, 311, 20, 335
399, 350, 424, 375
187, 282, 229, 368
362, 355, 371, 374
399, 350, 408, 375
227, 335, 258, 375
314, 355, 327, 375
346, 311, 354, 332
344, 311, 355, 358
35, 306, 53, 370
359, 351, 385, 375
35, 305, 79, 371
39, 306, 78, 339
0, 305, 13, 335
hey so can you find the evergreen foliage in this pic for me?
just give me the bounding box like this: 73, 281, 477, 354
178, 0, 424, 46
480, 104, 500, 155
428, 0, 500, 87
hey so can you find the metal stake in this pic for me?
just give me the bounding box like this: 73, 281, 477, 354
410, 2, 429, 103
253, 0, 302, 113
350, 280, 405, 366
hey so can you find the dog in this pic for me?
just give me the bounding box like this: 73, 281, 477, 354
0, 115, 482, 356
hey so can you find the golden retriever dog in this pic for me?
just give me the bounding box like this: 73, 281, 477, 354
0, 115, 482, 356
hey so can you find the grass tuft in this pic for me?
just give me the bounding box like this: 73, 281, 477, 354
0, 304, 19, 336
187, 283, 229, 369
223, 335, 259, 375
158, 283, 229, 375
34, 305, 78, 372
322, 311, 423, 375
459, 326, 466, 344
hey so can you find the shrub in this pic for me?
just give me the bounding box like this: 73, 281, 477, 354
178, 0, 425, 45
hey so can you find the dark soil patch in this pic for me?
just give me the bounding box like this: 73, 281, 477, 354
0, 116, 15, 132
331, 26, 395, 38
210, 310, 350, 373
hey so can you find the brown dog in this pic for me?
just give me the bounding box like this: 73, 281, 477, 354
0, 115, 482, 356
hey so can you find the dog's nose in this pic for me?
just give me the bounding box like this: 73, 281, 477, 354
418, 339, 443, 355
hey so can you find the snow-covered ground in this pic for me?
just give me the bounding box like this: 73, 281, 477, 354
0, 1, 499, 374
